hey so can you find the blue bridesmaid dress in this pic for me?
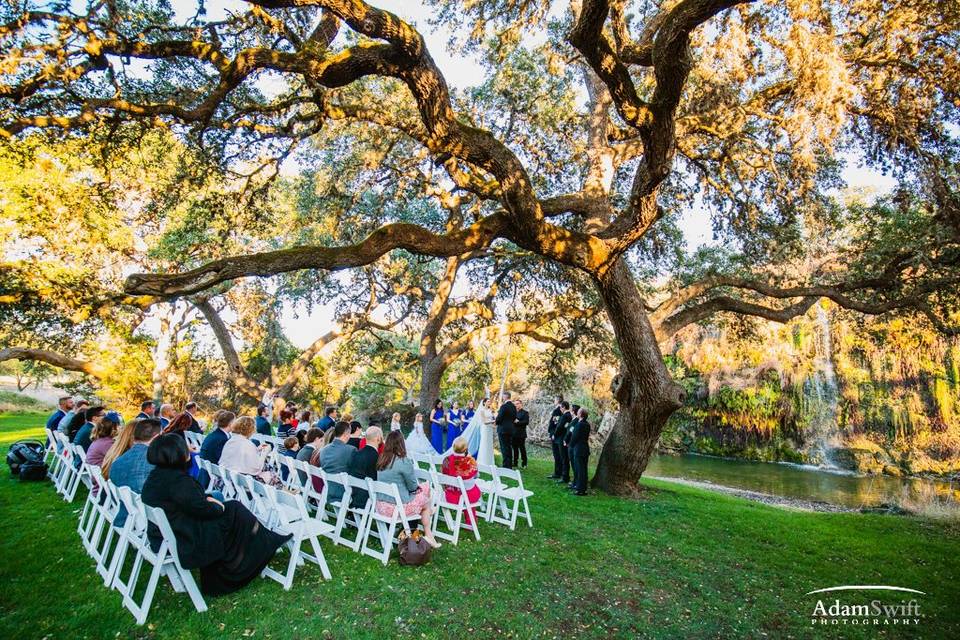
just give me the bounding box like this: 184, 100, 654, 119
446, 408, 462, 448
430, 408, 445, 453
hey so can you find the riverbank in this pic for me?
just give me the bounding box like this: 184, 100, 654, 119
647, 476, 857, 513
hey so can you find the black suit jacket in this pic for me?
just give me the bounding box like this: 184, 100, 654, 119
568, 419, 591, 455
348, 445, 378, 507
140, 466, 226, 570
349, 445, 378, 481
564, 418, 580, 446
495, 401, 517, 435
515, 409, 530, 436
548, 406, 563, 436
553, 411, 572, 444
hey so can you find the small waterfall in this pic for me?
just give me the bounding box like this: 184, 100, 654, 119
804, 305, 841, 467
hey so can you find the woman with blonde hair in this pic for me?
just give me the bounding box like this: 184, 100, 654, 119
101, 419, 137, 480
218, 416, 272, 483
441, 436, 482, 523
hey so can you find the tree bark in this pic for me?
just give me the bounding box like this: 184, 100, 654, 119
590, 258, 685, 495
418, 359, 443, 418
0, 347, 108, 379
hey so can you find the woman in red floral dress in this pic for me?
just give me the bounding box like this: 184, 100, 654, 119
441, 437, 482, 524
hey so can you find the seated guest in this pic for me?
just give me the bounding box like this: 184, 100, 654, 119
183, 401, 203, 433
219, 416, 271, 483
101, 420, 138, 481
198, 410, 234, 488
315, 406, 337, 433
375, 431, 441, 549
135, 400, 155, 420
107, 418, 162, 526
280, 436, 299, 482
46, 396, 72, 432
73, 406, 106, 451
255, 403, 272, 436
297, 428, 323, 487
277, 409, 297, 440
162, 411, 202, 477
347, 421, 363, 448
285, 402, 299, 428
59, 399, 88, 437
318, 421, 354, 503
158, 403, 175, 429
299, 410, 312, 429
85, 414, 119, 467
348, 426, 382, 507
441, 436, 482, 522
140, 434, 291, 596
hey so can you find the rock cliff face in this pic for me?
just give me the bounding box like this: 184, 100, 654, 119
656, 308, 960, 478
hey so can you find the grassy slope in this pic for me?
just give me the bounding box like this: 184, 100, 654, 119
0, 411, 957, 640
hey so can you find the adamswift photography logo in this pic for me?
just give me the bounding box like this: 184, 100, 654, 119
807, 585, 925, 628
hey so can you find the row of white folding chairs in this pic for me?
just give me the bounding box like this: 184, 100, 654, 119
46, 428, 91, 502
278, 456, 486, 551
409, 452, 534, 530
195, 458, 334, 587
203, 458, 461, 564
75, 467, 208, 625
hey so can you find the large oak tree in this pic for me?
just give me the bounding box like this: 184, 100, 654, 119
2, 0, 958, 494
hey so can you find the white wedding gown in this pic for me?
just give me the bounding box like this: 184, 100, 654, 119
456, 406, 495, 466
405, 422, 436, 456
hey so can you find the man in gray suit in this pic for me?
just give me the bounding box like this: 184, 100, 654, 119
319, 421, 356, 503
109, 418, 162, 526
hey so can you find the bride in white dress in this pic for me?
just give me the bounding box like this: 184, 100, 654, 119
405, 412, 436, 457
457, 398, 495, 466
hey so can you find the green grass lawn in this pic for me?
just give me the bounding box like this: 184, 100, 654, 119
0, 411, 957, 639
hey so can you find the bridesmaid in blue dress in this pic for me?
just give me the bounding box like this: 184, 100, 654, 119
430, 399, 445, 453
446, 402, 462, 449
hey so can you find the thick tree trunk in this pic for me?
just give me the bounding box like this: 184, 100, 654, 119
418, 358, 443, 420
591, 258, 685, 496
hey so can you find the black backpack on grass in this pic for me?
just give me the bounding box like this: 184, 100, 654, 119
6, 440, 45, 479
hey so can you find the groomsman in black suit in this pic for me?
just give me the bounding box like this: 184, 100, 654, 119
568, 408, 591, 496
512, 399, 530, 469
547, 396, 565, 479
563, 404, 581, 486
551, 401, 573, 482
495, 391, 517, 469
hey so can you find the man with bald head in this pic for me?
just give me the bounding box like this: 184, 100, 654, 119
348, 425, 382, 507
158, 403, 175, 429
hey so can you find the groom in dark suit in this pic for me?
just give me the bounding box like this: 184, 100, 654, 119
495, 391, 517, 469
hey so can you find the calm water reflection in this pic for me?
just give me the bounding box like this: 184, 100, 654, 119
645, 453, 960, 509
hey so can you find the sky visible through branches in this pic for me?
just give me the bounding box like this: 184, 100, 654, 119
149, 0, 896, 351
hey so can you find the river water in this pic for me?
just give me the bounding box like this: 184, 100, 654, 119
645, 453, 960, 509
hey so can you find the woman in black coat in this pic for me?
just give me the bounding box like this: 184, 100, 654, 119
140, 434, 290, 596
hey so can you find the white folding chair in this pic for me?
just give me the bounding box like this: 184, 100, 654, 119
228, 470, 267, 521
202, 461, 236, 500
252, 482, 333, 590
78, 466, 117, 561
62, 443, 91, 502
488, 466, 534, 530
51, 432, 76, 496
293, 460, 329, 522
184, 431, 203, 449
112, 490, 207, 624
44, 427, 61, 475
360, 480, 420, 565
93, 478, 126, 586
322, 472, 363, 550
475, 463, 500, 521
431, 471, 482, 545
276, 456, 303, 493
